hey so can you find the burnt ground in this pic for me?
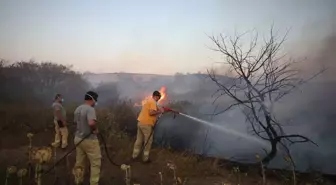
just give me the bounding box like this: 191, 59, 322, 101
1, 128, 336, 185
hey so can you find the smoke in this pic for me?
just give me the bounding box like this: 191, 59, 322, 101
269, 28, 336, 173
155, 29, 336, 175
84, 26, 336, 174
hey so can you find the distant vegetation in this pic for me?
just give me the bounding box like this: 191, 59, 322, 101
1, 59, 335, 184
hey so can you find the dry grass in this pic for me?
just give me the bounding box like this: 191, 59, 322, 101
0, 103, 335, 185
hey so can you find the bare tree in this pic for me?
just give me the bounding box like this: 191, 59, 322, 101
206, 27, 323, 165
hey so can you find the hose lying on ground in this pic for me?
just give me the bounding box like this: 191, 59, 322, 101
31, 110, 180, 184
40, 113, 164, 177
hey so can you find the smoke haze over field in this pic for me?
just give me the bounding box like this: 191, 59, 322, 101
0, 0, 335, 175
269, 29, 336, 173
2, 3, 336, 185
0, 27, 335, 176
82, 27, 336, 174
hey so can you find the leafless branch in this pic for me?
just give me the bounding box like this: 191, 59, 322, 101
277, 135, 318, 146
207, 26, 322, 165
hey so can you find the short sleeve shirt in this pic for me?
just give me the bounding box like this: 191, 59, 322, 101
137, 98, 158, 126
52, 102, 66, 121
74, 104, 97, 139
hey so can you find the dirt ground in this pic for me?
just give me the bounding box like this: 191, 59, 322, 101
1, 129, 336, 185
0, 129, 231, 185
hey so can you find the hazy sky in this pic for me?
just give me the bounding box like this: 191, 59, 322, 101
0, 0, 334, 74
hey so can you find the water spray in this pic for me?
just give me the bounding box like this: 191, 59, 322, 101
160, 107, 270, 148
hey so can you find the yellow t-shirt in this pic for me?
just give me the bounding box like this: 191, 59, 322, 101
137, 98, 158, 126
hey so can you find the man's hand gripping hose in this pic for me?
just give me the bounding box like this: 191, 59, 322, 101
162, 107, 180, 118
162, 107, 179, 114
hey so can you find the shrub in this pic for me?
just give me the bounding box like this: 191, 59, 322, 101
96, 100, 138, 137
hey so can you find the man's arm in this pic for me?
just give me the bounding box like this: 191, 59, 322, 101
54, 106, 66, 125
149, 101, 163, 116
87, 108, 97, 133
149, 109, 163, 116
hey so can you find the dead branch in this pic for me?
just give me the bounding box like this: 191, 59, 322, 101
207, 26, 321, 165
277, 135, 318, 146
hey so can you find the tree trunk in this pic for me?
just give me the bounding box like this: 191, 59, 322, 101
262, 141, 277, 165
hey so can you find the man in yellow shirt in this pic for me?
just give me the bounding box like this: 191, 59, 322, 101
132, 90, 164, 163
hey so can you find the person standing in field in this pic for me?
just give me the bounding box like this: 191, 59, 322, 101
73, 91, 101, 185
51, 93, 68, 149
132, 90, 164, 163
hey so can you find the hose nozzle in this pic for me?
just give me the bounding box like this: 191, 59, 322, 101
163, 107, 180, 114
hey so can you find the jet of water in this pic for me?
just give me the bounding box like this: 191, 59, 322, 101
179, 113, 270, 148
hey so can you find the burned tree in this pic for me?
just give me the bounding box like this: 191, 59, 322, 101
207, 27, 322, 165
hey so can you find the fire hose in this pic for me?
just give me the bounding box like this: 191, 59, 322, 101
37, 107, 179, 181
